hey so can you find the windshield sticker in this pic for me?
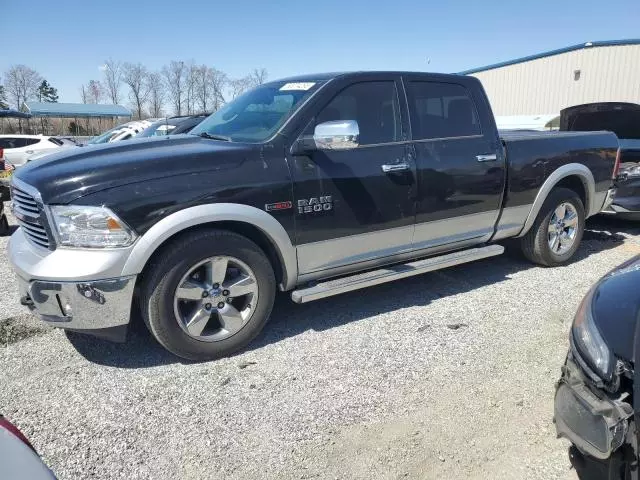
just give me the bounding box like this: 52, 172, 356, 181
280, 82, 315, 91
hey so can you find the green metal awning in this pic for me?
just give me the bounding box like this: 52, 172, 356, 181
23, 102, 132, 118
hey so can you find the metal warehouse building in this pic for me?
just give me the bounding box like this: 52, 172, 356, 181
461, 39, 640, 116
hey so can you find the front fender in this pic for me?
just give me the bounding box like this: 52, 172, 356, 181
121, 203, 298, 290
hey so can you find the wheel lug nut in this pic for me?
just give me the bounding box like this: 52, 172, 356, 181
217, 302, 225, 309
204, 303, 212, 310
222, 290, 230, 296
202, 291, 209, 298
213, 283, 220, 289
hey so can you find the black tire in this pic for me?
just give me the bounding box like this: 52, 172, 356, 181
0, 213, 8, 236
141, 229, 276, 361
520, 187, 585, 266
569, 446, 632, 480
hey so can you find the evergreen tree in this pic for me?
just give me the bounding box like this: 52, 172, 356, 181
37, 80, 59, 103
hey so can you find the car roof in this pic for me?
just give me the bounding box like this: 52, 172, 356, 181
0, 134, 49, 139
274, 71, 464, 83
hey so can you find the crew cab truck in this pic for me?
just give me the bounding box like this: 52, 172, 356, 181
8, 72, 619, 360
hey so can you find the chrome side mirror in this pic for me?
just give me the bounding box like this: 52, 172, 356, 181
313, 120, 359, 150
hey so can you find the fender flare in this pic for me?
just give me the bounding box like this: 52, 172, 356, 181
518, 163, 596, 237
121, 203, 298, 290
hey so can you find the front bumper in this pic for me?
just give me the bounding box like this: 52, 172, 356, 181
9, 227, 137, 333
602, 176, 640, 219
602, 202, 640, 220
601, 187, 617, 212
17, 276, 135, 331
554, 353, 633, 460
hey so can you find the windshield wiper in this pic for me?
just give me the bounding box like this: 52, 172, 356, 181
197, 132, 232, 142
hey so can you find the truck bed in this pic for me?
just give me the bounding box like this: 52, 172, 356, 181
494, 129, 619, 238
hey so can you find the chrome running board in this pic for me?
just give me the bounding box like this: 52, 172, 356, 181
291, 244, 504, 304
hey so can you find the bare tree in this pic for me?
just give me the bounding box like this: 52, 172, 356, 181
248, 68, 268, 87
194, 65, 227, 113
0, 85, 8, 109
103, 58, 122, 104
162, 61, 185, 115
229, 76, 252, 99
80, 84, 89, 103
122, 62, 149, 119
184, 61, 198, 114
146, 71, 165, 117
5, 65, 43, 132
87, 80, 103, 104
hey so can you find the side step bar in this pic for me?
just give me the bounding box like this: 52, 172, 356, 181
291, 244, 504, 304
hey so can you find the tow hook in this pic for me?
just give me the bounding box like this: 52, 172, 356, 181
20, 295, 35, 309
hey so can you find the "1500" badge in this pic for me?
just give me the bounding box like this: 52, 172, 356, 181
298, 196, 332, 214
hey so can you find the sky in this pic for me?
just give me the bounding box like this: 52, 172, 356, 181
2, 0, 639, 105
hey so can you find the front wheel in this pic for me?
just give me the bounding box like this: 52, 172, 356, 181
520, 187, 585, 266
0, 212, 9, 236
141, 229, 276, 361
569, 446, 634, 480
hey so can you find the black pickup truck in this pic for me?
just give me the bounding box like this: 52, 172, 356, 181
8, 72, 620, 360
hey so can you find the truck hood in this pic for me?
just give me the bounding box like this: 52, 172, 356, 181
560, 102, 640, 140
13, 135, 253, 204
591, 255, 640, 364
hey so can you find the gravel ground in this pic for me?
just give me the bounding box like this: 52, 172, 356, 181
1, 206, 640, 480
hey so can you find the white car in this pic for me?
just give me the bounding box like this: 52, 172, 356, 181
108, 122, 152, 142
25, 121, 154, 163
0, 135, 65, 167
84, 120, 154, 145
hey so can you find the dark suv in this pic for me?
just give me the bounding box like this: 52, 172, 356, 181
136, 114, 208, 138
555, 255, 640, 479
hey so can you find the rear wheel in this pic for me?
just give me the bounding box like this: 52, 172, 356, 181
520, 187, 585, 266
141, 229, 276, 361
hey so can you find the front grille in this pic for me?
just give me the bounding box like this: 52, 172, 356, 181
11, 186, 52, 249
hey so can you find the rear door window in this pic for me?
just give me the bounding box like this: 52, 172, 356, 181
15, 138, 41, 148
0, 138, 20, 149
406, 81, 481, 140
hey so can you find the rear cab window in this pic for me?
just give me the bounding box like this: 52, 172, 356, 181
405, 81, 482, 140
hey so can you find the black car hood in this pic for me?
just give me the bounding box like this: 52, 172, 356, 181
592, 255, 640, 363
14, 135, 253, 204
560, 102, 640, 140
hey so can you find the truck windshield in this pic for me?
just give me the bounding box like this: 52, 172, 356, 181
191, 80, 324, 143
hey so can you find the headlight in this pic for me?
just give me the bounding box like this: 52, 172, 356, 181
50, 205, 137, 248
620, 165, 640, 178
571, 287, 612, 381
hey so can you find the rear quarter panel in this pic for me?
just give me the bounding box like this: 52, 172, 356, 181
501, 130, 618, 211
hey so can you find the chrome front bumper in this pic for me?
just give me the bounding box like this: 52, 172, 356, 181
9, 227, 137, 332
17, 276, 136, 330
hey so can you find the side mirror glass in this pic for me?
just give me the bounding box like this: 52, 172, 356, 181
313, 120, 359, 150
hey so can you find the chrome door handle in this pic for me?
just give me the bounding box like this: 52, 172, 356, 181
381, 163, 410, 173
476, 154, 497, 162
